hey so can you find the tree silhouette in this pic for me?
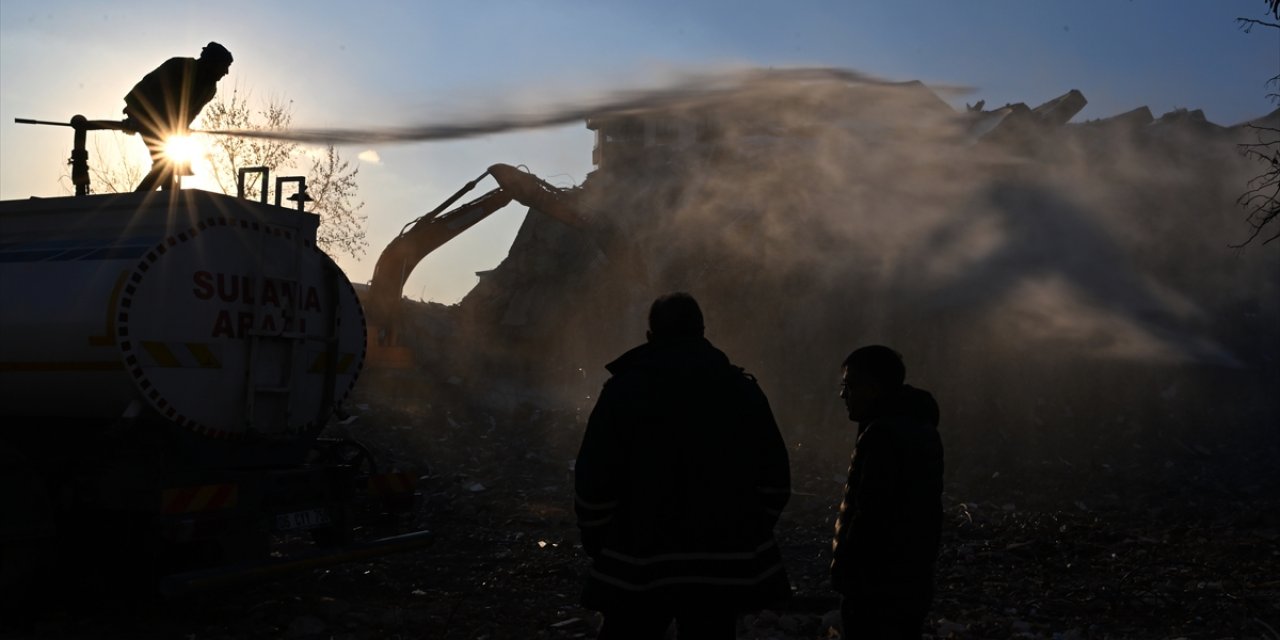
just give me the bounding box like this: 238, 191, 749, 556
89, 86, 368, 259
1236, 0, 1280, 245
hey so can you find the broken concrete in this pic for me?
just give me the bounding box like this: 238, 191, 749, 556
1031, 88, 1087, 126
376, 76, 1279, 472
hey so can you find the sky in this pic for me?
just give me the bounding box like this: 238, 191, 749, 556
1, 0, 1276, 304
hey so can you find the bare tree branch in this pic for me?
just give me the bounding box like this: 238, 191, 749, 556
86, 131, 144, 193
199, 90, 368, 258
79, 82, 367, 258
1237, 17, 1280, 32
1234, 6, 1280, 246
306, 144, 367, 259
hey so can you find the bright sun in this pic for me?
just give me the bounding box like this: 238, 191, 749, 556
160, 134, 219, 191
162, 135, 206, 166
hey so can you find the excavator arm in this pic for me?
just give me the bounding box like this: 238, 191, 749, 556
366, 164, 583, 365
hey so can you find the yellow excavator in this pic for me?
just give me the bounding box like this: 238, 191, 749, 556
365, 164, 585, 368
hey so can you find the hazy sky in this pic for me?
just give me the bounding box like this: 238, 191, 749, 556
1, 0, 1274, 303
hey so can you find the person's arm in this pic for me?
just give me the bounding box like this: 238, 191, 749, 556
752, 385, 790, 531
844, 425, 901, 551
574, 379, 624, 558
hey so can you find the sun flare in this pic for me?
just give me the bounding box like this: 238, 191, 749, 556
159, 134, 221, 191
162, 135, 206, 166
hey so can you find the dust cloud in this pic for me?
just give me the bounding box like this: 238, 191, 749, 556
200, 68, 939, 144
362, 68, 1277, 495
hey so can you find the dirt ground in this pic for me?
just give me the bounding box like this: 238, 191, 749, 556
5, 375, 1279, 640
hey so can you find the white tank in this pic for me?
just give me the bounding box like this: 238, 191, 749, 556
0, 190, 365, 439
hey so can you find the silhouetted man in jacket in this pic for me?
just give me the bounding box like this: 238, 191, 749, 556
831, 345, 943, 639
122, 42, 233, 192
575, 292, 791, 639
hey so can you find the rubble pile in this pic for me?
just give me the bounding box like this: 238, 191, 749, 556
408, 76, 1279, 484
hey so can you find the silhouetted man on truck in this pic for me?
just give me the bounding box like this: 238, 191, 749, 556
831, 345, 943, 639
575, 292, 791, 639
122, 42, 233, 192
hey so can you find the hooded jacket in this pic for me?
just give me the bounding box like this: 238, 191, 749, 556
575, 337, 791, 612
831, 384, 943, 596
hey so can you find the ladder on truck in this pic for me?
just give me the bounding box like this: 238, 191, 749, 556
240, 169, 338, 436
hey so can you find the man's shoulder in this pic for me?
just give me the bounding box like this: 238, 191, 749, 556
133, 57, 195, 87
600, 349, 761, 394
871, 413, 937, 433
597, 364, 654, 399
727, 365, 767, 396
862, 414, 941, 455
153, 57, 195, 73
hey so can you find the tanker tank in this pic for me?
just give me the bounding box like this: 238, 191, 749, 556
0, 189, 365, 450
0, 188, 406, 598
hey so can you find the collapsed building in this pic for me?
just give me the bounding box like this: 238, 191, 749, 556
376, 75, 1280, 482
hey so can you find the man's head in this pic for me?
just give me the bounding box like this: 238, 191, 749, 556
198, 42, 234, 79
840, 345, 905, 423
646, 292, 704, 343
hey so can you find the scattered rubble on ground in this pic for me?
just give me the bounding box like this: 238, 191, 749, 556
10, 377, 1276, 638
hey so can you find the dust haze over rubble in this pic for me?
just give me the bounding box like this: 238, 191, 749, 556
359, 67, 1280, 499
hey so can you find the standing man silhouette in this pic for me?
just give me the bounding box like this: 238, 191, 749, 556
831, 345, 944, 638
575, 292, 791, 639
122, 42, 233, 192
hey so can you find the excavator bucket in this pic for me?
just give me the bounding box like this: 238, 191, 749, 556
487, 164, 586, 228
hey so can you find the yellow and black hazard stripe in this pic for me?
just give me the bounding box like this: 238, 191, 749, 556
308, 352, 358, 374
139, 341, 223, 369
160, 483, 239, 514
367, 471, 415, 497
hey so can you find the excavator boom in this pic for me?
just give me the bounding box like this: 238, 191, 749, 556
366, 164, 582, 367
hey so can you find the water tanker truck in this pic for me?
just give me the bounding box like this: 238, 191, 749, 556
0, 124, 430, 595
